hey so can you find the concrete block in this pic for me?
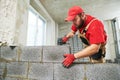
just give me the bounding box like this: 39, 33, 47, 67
0, 46, 1, 57
74, 64, 87, 80
0, 63, 7, 80
0, 62, 6, 69
54, 63, 85, 80
7, 62, 28, 77
0, 62, 6, 75
73, 56, 90, 63
54, 63, 120, 80
1, 46, 17, 61
28, 63, 53, 80
5, 77, 20, 80
20, 46, 42, 62
115, 58, 120, 63
0, 76, 3, 80
54, 63, 75, 80
43, 46, 70, 62
86, 63, 120, 80
77, 57, 90, 63
5, 77, 36, 80
0, 69, 3, 76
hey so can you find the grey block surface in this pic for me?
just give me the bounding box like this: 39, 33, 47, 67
0, 62, 6, 75
74, 57, 90, 63
86, 63, 120, 80
54, 63, 75, 80
0, 62, 5, 69
54, 63, 85, 80
5, 77, 36, 80
74, 64, 88, 80
115, 58, 120, 63
54, 63, 120, 80
5, 77, 22, 80
0, 47, 1, 57
0, 69, 3, 76
20, 46, 42, 62
0, 76, 3, 80
43, 46, 70, 62
1, 45, 120, 80
28, 63, 53, 80
7, 62, 28, 77
1, 46, 17, 61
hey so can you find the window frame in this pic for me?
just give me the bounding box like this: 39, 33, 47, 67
111, 18, 120, 58
27, 5, 46, 46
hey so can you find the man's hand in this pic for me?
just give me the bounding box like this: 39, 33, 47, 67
62, 54, 76, 68
62, 37, 69, 43
57, 36, 69, 45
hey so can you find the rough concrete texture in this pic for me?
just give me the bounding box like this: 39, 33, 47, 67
115, 59, 120, 64
4, 77, 27, 80
0, 46, 120, 80
43, 45, 70, 62
0, 0, 17, 45
0, 47, 1, 57
28, 63, 53, 80
5, 77, 36, 80
86, 64, 120, 80
0, 62, 6, 73
7, 62, 28, 77
14, 0, 30, 46
40, 0, 120, 24
54, 63, 85, 80
1, 46, 18, 61
0, 0, 29, 45
20, 46, 42, 62
0, 63, 5, 79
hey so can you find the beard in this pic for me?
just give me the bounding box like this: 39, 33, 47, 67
76, 18, 84, 29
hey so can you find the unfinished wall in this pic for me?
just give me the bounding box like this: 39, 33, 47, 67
0, 46, 120, 80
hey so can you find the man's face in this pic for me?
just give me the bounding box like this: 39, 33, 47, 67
72, 15, 84, 29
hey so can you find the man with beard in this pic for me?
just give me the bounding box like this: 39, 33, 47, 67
60, 6, 107, 68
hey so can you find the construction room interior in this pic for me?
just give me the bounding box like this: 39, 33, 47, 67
0, 0, 120, 80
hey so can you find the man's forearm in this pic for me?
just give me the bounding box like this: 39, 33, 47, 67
66, 30, 75, 38
74, 44, 101, 59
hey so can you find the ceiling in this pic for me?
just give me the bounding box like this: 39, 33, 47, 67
39, 0, 120, 24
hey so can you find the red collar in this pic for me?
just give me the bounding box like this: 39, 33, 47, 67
83, 15, 95, 27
